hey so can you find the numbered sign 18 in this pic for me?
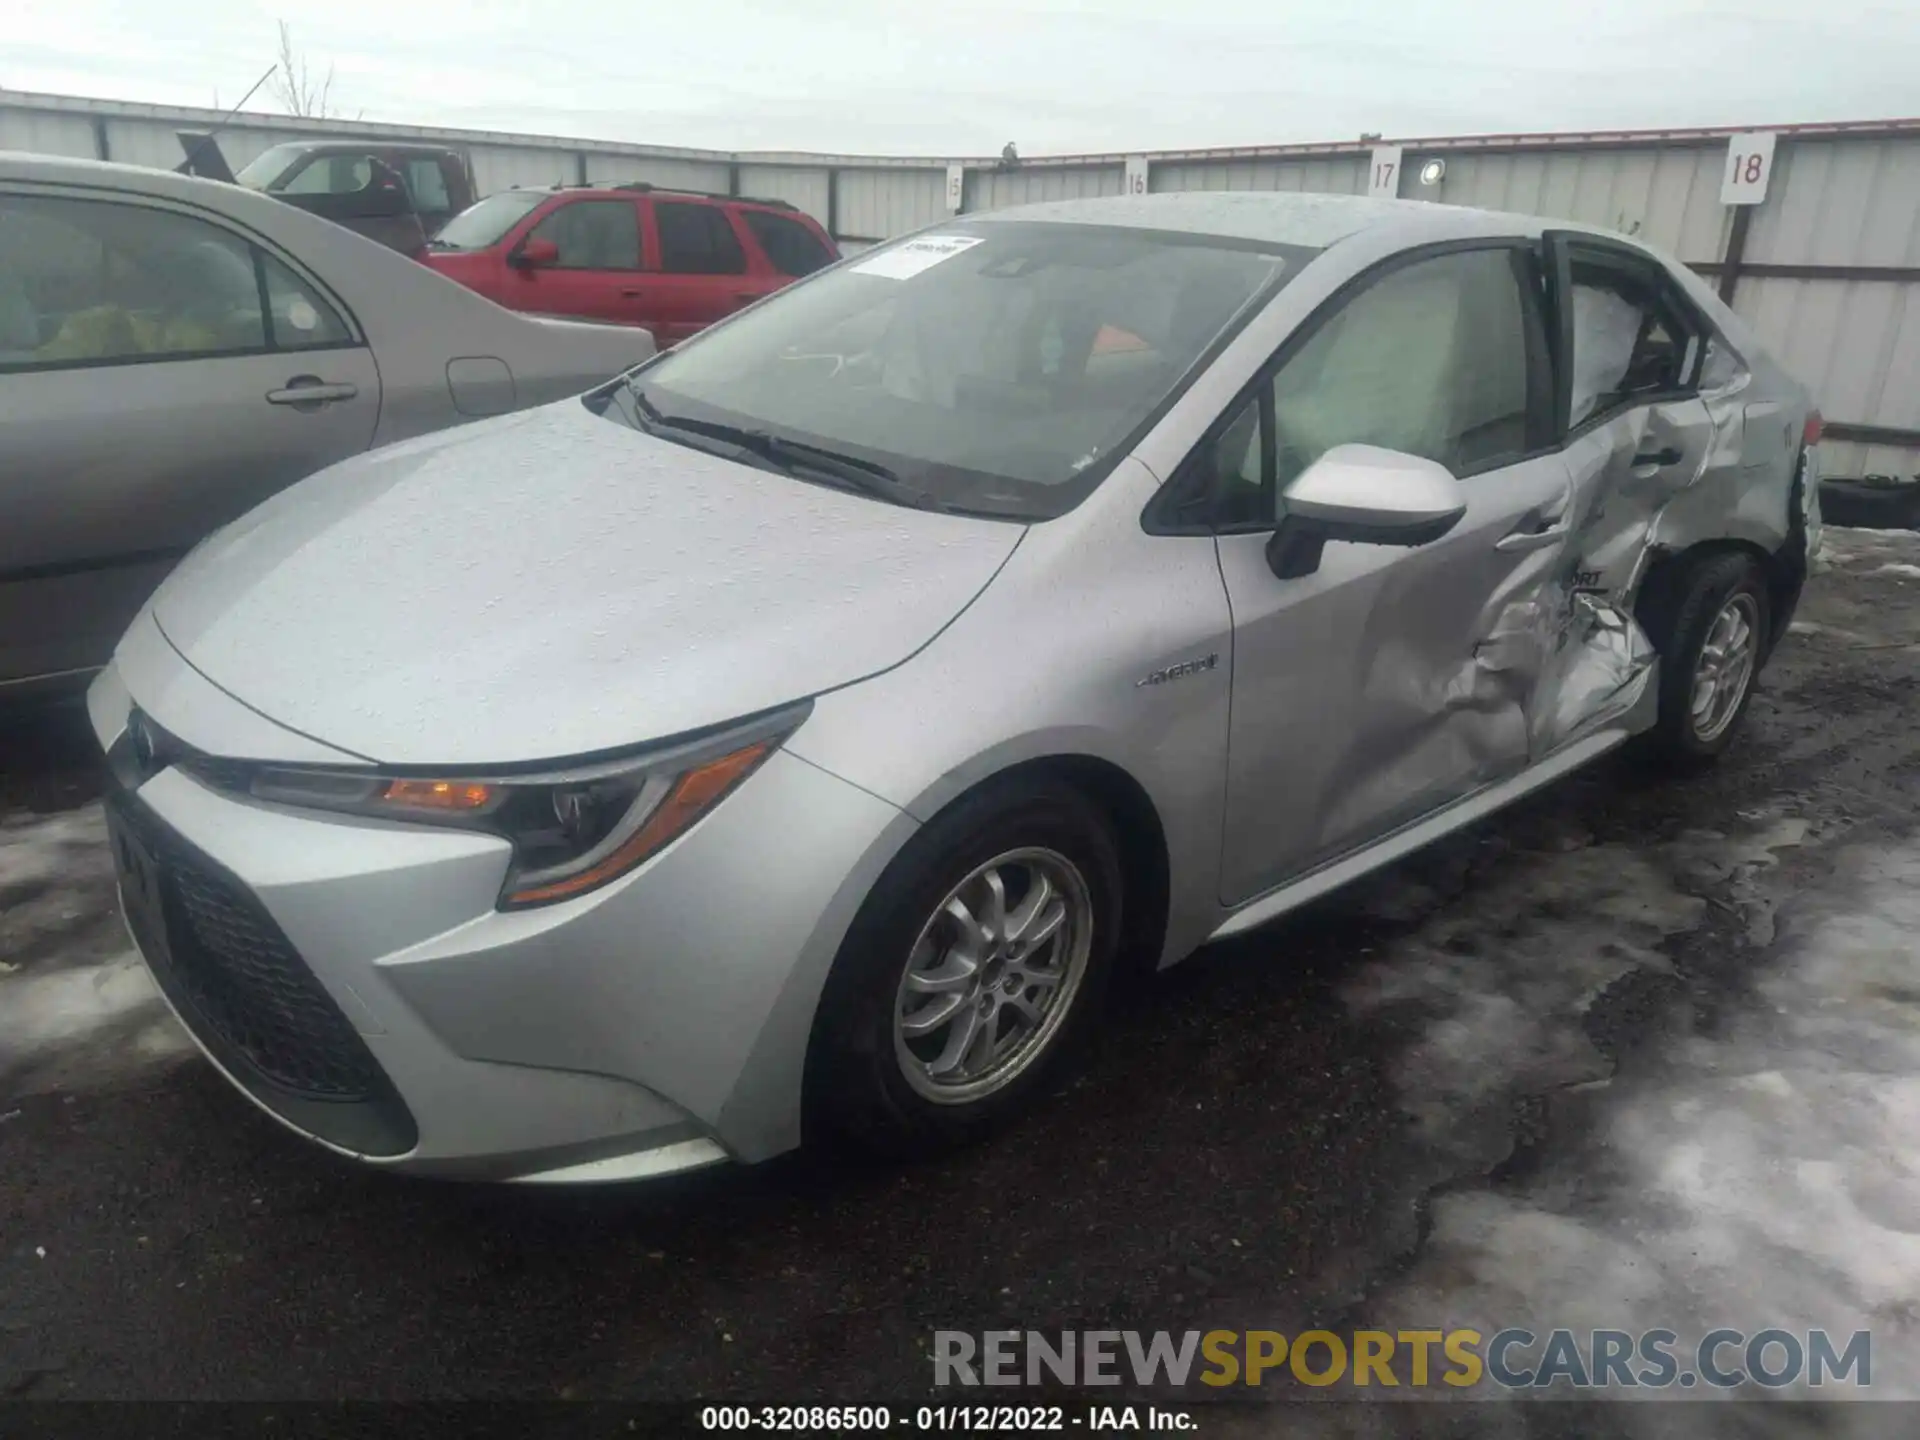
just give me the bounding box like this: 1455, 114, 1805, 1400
945, 162, 965, 212
1720, 132, 1776, 206
1368, 144, 1404, 200
1125, 154, 1149, 197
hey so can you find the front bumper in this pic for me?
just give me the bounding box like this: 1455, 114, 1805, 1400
89, 635, 913, 1181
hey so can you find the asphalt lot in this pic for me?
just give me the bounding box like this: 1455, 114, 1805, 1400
4, 528, 1920, 1425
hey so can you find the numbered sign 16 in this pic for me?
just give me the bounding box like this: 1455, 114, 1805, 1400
1125, 154, 1149, 197
1368, 145, 1404, 200
1721, 132, 1776, 206
946, 162, 965, 212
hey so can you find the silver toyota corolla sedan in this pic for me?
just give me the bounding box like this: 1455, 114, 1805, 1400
89, 191, 1820, 1183
0, 152, 655, 697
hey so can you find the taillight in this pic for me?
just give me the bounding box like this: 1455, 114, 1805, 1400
1803, 411, 1824, 445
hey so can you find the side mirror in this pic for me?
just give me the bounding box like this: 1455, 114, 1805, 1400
512, 238, 561, 270
1266, 444, 1467, 580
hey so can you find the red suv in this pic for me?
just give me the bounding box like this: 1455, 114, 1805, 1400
422, 183, 840, 345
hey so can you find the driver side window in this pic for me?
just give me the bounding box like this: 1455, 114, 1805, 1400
1180, 245, 1536, 529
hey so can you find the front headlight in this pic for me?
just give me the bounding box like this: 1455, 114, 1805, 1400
237, 702, 808, 909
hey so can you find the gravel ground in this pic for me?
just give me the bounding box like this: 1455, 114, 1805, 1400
3, 529, 1919, 1426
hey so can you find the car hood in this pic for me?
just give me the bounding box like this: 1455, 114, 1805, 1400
151, 400, 1023, 765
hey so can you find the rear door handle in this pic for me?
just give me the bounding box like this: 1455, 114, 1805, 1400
1632, 445, 1685, 468
620, 287, 648, 298
266, 377, 358, 406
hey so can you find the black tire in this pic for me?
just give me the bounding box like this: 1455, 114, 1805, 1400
805, 778, 1123, 1158
1636, 550, 1771, 770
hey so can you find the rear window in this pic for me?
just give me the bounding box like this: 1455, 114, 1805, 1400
742, 209, 834, 278
655, 202, 747, 275
234, 143, 308, 190
431, 191, 548, 252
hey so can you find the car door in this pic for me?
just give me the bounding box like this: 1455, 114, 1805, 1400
503, 195, 648, 326
643, 199, 761, 345
1178, 242, 1581, 907
0, 188, 378, 686
1533, 231, 1724, 751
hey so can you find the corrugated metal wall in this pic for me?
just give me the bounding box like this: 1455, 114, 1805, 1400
1152, 154, 1367, 197
470, 145, 574, 195
1409, 145, 1731, 261
834, 166, 946, 241
735, 164, 831, 225
1740, 137, 1920, 481
969, 162, 1124, 212
4, 88, 1917, 478
0, 107, 95, 158
582, 152, 730, 193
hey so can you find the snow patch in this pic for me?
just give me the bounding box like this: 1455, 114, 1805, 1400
1336, 823, 1920, 1414
0, 804, 192, 1098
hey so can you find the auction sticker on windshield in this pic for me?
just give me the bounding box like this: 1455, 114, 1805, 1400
850, 234, 985, 280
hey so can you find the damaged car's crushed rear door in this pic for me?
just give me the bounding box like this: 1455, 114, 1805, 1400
1523, 230, 1725, 754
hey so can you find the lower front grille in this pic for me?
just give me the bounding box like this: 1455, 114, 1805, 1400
108, 790, 418, 1156
167, 851, 384, 1100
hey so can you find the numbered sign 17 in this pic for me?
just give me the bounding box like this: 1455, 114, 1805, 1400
1720, 132, 1776, 206
1125, 155, 1149, 197
1368, 145, 1404, 200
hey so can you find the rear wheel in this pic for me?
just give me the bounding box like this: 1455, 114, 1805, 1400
1637, 551, 1771, 768
807, 779, 1122, 1157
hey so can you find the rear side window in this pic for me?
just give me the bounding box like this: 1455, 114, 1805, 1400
275, 154, 373, 196
741, 209, 833, 277
655, 201, 747, 275
1566, 252, 1699, 427
526, 198, 642, 269
403, 158, 451, 213
0, 192, 356, 372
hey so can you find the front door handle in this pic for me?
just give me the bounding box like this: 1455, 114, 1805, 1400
1495, 511, 1570, 553
266, 376, 358, 407
620, 287, 648, 298
1632, 445, 1685, 468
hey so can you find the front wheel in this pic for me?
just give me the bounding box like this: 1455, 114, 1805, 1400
806, 780, 1123, 1157
1637, 551, 1771, 769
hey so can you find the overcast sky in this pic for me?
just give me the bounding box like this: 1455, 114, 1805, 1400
10, 0, 1920, 156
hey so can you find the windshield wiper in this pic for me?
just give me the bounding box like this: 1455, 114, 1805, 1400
623, 381, 944, 512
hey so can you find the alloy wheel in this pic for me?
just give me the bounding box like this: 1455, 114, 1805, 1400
892, 847, 1093, 1105
1690, 591, 1760, 743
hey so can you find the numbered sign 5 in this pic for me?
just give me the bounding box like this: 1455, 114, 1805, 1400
1125, 154, 1149, 197
1721, 132, 1776, 206
945, 162, 965, 213
1368, 144, 1404, 200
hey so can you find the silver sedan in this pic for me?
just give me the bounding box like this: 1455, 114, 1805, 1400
0, 152, 655, 696
88, 192, 1819, 1182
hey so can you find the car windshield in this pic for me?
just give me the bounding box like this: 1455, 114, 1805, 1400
618, 221, 1316, 519
234, 143, 309, 191
430, 192, 548, 251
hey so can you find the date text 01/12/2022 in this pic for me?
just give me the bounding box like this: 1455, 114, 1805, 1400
699, 1405, 1193, 1431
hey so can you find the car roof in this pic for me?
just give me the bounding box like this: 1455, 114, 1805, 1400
0, 148, 297, 208
532, 183, 805, 214
966, 190, 1563, 251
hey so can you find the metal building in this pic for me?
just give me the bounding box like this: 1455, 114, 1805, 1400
4, 88, 1916, 481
